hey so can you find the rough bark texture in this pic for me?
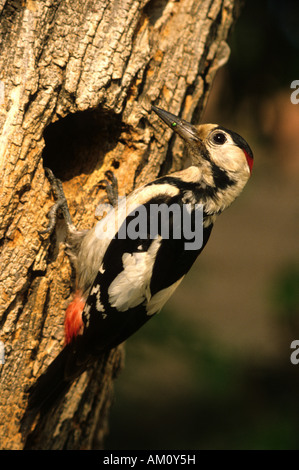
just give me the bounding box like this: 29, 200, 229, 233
0, 0, 241, 450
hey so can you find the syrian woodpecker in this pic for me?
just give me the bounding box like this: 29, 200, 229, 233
26, 106, 253, 414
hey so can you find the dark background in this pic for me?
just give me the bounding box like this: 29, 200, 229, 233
106, 0, 299, 450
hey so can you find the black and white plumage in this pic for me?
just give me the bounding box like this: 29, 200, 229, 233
26, 106, 253, 414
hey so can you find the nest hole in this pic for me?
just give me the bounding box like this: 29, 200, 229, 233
42, 108, 124, 181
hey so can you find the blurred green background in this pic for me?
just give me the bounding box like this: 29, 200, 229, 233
106, 0, 299, 450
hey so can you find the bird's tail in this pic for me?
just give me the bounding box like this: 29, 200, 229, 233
27, 343, 95, 423
26, 345, 75, 415
24, 331, 104, 421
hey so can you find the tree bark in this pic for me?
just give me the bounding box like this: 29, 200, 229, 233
0, 0, 242, 450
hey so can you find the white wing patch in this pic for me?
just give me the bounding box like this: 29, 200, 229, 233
96, 291, 105, 313
90, 284, 105, 312
108, 237, 162, 312
90, 285, 100, 295
146, 277, 184, 316
84, 304, 91, 327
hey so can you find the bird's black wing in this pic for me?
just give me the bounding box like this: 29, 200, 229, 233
80, 195, 213, 355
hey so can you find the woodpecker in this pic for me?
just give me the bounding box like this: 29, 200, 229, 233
26, 106, 253, 415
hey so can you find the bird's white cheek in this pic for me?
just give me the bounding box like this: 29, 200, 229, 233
214, 146, 247, 173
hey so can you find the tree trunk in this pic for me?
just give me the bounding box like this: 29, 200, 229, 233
0, 0, 242, 450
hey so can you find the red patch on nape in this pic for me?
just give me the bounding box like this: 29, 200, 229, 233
244, 149, 253, 173
64, 292, 85, 344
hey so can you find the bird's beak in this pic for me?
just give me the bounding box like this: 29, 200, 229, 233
152, 106, 201, 143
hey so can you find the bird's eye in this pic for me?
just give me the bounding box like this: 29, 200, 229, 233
211, 132, 227, 145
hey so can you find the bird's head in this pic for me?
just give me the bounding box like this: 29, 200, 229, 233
152, 106, 254, 183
